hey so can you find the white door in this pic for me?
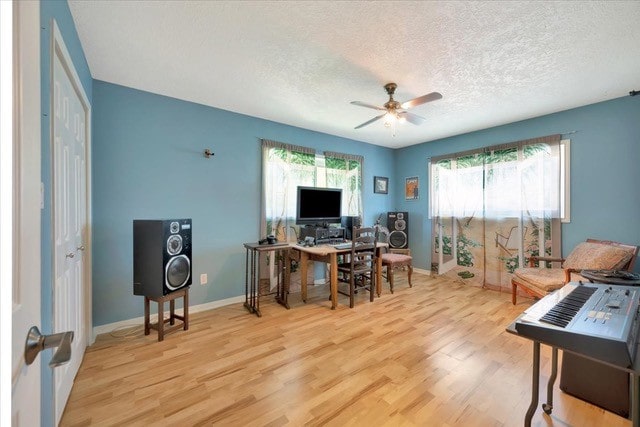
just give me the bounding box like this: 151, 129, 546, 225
51, 21, 91, 424
9, 1, 43, 425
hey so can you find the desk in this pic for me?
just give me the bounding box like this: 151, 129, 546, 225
292, 243, 386, 309
507, 317, 640, 427
243, 242, 290, 317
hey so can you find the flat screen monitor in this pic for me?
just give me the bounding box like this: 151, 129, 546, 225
296, 186, 342, 225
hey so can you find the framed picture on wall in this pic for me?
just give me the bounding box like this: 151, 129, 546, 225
405, 176, 419, 200
374, 176, 389, 194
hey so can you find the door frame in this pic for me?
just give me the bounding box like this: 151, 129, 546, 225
5, 0, 42, 425
48, 19, 93, 422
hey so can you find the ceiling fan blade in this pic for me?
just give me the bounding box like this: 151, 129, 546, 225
354, 114, 385, 129
350, 101, 386, 111
399, 111, 427, 126
401, 92, 443, 110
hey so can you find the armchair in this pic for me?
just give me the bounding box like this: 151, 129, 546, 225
511, 239, 638, 304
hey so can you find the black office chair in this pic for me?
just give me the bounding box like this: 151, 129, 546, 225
337, 226, 377, 308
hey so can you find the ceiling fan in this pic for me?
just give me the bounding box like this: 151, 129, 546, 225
351, 83, 442, 129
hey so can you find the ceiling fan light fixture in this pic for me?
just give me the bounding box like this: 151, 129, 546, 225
383, 111, 396, 127
351, 83, 442, 131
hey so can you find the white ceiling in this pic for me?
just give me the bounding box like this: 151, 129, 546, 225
68, 1, 640, 149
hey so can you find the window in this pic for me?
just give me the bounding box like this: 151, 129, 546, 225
429, 136, 570, 221
261, 139, 363, 242
428, 135, 568, 290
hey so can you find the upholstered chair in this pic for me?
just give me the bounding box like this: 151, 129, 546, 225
511, 239, 638, 304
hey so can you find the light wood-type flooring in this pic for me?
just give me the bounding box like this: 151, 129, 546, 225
61, 274, 631, 426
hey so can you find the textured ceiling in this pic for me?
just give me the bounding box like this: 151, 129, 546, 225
68, 1, 640, 148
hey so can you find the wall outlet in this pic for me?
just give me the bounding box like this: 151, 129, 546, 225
200, 273, 207, 285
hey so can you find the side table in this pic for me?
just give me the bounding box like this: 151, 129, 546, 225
144, 287, 189, 342
243, 242, 290, 317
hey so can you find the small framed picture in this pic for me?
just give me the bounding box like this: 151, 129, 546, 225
374, 176, 388, 194
405, 176, 419, 200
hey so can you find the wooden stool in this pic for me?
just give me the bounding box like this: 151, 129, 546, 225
144, 287, 189, 342
381, 249, 413, 293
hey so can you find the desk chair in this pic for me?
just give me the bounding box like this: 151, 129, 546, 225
337, 227, 377, 308
511, 238, 638, 304
381, 248, 413, 293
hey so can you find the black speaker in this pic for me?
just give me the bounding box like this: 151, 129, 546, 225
133, 219, 192, 298
560, 352, 629, 417
387, 212, 408, 249
341, 216, 361, 240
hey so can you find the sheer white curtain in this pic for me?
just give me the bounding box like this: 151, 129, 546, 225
261, 139, 317, 243
324, 151, 363, 218
429, 135, 564, 291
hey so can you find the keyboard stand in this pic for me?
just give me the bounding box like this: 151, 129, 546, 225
507, 317, 640, 427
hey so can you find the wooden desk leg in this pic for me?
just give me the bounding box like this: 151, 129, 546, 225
170, 298, 176, 325
631, 373, 639, 427
376, 251, 383, 297
284, 249, 290, 307
157, 300, 164, 342
144, 296, 150, 336
183, 289, 189, 331
525, 341, 541, 427
276, 249, 291, 309
300, 251, 308, 303
543, 347, 558, 414
329, 253, 338, 310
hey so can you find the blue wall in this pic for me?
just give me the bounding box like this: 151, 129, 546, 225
91, 81, 395, 326
36, 4, 640, 425
40, 1, 93, 426
394, 96, 640, 272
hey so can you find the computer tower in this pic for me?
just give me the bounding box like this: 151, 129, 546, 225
341, 216, 361, 240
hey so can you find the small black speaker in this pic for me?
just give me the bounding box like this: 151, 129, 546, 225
341, 216, 361, 240
133, 219, 192, 298
560, 352, 629, 417
387, 212, 408, 249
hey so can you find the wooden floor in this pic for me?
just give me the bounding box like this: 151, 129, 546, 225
61, 274, 631, 427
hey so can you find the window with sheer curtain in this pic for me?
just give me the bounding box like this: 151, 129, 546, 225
428, 135, 569, 292
261, 139, 363, 243
430, 137, 568, 220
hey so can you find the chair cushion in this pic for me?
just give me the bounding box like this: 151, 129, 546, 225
563, 242, 633, 270
381, 253, 412, 265
513, 268, 586, 292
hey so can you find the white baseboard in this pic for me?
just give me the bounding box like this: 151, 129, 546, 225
92, 294, 245, 341
93, 269, 433, 341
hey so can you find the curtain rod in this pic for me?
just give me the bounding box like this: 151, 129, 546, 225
426, 132, 578, 161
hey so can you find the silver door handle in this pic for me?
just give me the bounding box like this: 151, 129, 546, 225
66, 252, 75, 258
24, 326, 74, 368
77, 245, 85, 251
